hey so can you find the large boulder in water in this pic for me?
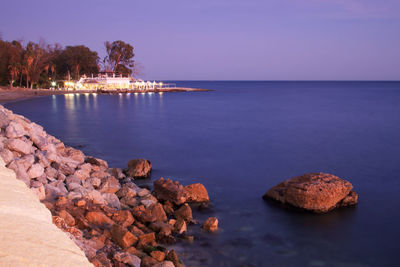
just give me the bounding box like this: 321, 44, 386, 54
153, 178, 188, 205
263, 172, 358, 213
125, 159, 151, 178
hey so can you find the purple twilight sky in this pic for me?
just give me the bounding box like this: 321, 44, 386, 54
1, 0, 399, 80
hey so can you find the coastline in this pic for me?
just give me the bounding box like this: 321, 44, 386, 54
0, 87, 212, 104
0, 104, 217, 266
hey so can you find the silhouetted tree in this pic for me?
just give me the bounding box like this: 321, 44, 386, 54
58, 45, 99, 80
104, 40, 135, 76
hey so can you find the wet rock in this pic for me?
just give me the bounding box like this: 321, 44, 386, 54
125, 158, 151, 178
27, 163, 44, 179
174, 219, 187, 235
202, 217, 218, 232
263, 172, 358, 213
174, 204, 192, 222
99, 176, 121, 194
184, 183, 209, 203
150, 221, 173, 237
5, 138, 33, 154
110, 224, 138, 248
86, 211, 114, 227
153, 178, 188, 205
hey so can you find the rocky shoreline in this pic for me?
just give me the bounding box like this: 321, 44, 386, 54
0, 104, 218, 267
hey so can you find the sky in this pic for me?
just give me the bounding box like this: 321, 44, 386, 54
1, 0, 399, 80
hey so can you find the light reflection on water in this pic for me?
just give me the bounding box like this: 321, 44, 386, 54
5, 81, 400, 267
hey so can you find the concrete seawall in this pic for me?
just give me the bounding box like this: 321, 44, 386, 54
0, 157, 92, 266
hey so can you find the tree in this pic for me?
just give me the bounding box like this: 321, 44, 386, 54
7, 41, 24, 87
104, 40, 135, 76
23, 41, 49, 89
58, 45, 99, 80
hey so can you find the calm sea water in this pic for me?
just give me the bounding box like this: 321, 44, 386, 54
5, 81, 400, 267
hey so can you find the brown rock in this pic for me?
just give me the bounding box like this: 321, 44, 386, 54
111, 224, 138, 248
116, 184, 138, 199
86, 157, 108, 169
174, 219, 187, 235
151, 251, 166, 262
108, 167, 126, 180
184, 183, 209, 202
163, 201, 175, 215
91, 252, 112, 267
125, 247, 146, 258
174, 204, 192, 222
99, 176, 121, 194
202, 217, 218, 232
153, 178, 188, 205
113, 210, 135, 228
86, 211, 114, 227
150, 221, 173, 237
133, 203, 167, 223
166, 250, 181, 267
5, 121, 27, 138
125, 158, 152, 178
263, 172, 358, 213
58, 210, 76, 226
141, 256, 158, 267
138, 232, 156, 247
102, 193, 121, 209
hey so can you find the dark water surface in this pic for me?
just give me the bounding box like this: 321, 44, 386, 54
6, 81, 400, 267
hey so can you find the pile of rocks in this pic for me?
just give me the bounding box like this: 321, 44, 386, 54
0, 105, 218, 266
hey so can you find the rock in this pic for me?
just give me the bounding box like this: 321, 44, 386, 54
163, 201, 175, 215
5, 121, 27, 138
61, 147, 85, 164
125, 159, 152, 178
174, 204, 192, 222
35, 151, 51, 167
87, 190, 107, 205
113, 252, 141, 267
138, 232, 156, 247
151, 251, 166, 262
27, 163, 44, 179
202, 217, 218, 232
174, 219, 187, 234
68, 191, 83, 200
137, 188, 150, 197
99, 176, 121, 194
185, 183, 209, 202
0, 107, 10, 128
141, 256, 159, 267
112, 210, 135, 228
45, 184, 67, 200
58, 210, 76, 226
133, 203, 167, 223
166, 250, 180, 267
110, 224, 138, 248
102, 193, 121, 209
0, 148, 14, 165
108, 167, 125, 180
150, 221, 173, 237
5, 138, 33, 154
52, 162, 75, 176
74, 168, 91, 181
263, 172, 358, 213
116, 184, 137, 199
86, 157, 108, 169
153, 261, 175, 267
86, 211, 114, 227
7, 159, 31, 185
153, 178, 188, 205
45, 166, 58, 179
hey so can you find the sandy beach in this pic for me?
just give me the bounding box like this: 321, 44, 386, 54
0, 87, 211, 104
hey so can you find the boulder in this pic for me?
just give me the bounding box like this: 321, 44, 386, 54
86, 157, 108, 169
184, 183, 209, 202
125, 159, 152, 178
27, 163, 45, 179
0, 148, 14, 165
174, 204, 192, 222
86, 211, 114, 227
263, 172, 358, 213
202, 217, 218, 232
112, 210, 135, 228
102, 193, 121, 209
110, 224, 138, 248
138, 232, 156, 247
153, 178, 188, 205
113, 252, 141, 267
99, 176, 121, 194
154, 261, 175, 267
150, 251, 166, 262
5, 121, 27, 138
58, 210, 76, 227
5, 138, 33, 155
87, 190, 107, 205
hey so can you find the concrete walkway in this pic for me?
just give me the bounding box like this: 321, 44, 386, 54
0, 157, 92, 266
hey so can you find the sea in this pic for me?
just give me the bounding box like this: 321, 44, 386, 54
5, 81, 400, 267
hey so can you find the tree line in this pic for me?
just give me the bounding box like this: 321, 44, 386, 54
0, 39, 135, 89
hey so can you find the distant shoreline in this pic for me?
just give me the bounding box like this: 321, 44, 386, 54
0, 87, 212, 104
